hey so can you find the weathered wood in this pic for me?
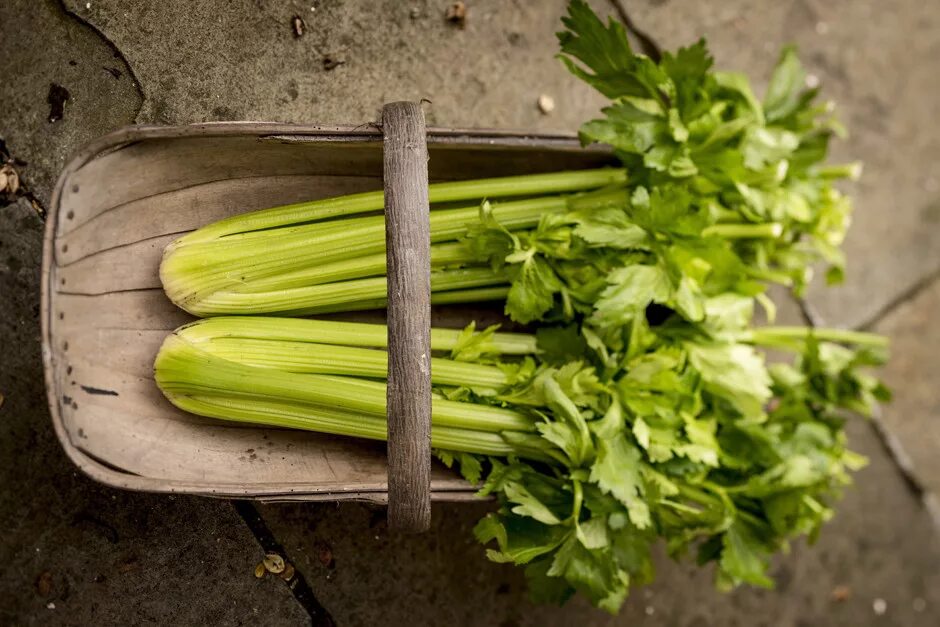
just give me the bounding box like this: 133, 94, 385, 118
382, 102, 433, 533
40, 121, 616, 500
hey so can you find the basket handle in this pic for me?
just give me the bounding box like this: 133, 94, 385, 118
382, 101, 432, 533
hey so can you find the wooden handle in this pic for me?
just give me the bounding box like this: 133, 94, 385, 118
382, 102, 432, 533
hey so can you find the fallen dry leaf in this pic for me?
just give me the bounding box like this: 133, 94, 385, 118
35, 571, 53, 597
279, 563, 296, 581
831, 585, 851, 602
263, 552, 286, 574
316, 542, 334, 567
0, 164, 19, 194
445, 2, 466, 29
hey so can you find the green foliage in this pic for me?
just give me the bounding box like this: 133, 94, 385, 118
454, 0, 889, 613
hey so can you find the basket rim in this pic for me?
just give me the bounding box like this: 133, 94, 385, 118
39, 121, 597, 499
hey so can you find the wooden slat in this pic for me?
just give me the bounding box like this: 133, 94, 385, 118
53, 290, 193, 331
57, 174, 382, 265
58, 137, 384, 235
57, 234, 169, 294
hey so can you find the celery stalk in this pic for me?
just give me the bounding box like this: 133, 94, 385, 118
176, 316, 538, 354
156, 335, 536, 433
176, 168, 626, 245
161, 185, 629, 316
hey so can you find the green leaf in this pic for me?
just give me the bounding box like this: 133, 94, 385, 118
589, 431, 652, 528
505, 251, 563, 324
504, 480, 564, 526
714, 71, 766, 125
570, 203, 649, 249
577, 516, 610, 550
675, 276, 705, 321
660, 39, 714, 121
741, 127, 800, 170
525, 558, 575, 606
719, 521, 774, 588
763, 45, 807, 122
462, 200, 518, 266
548, 534, 631, 614
541, 376, 594, 465
704, 293, 754, 330
558, 0, 670, 103
686, 341, 772, 416
536, 325, 588, 365
593, 264, 673, 327
449, 321, 502, 363
434, 449, 484, 484
579, 99, 666, 156
630, 184, 710, 236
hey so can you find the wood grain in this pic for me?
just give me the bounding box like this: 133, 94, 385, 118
383, 103, 433, 532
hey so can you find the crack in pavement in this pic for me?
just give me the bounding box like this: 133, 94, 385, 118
855, 266, 940, 530
856, 264, 940, 332
55, 0, 145, 121
608, 0, 663, 62
233, 501, 336, 627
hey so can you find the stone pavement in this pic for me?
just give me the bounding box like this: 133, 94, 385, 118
1, 1, 937, 625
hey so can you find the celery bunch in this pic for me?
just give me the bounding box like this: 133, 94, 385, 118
153, 0, 891, 613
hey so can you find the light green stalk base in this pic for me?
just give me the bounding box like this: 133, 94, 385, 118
155, 319, 552, 460
745, 326, 889, 350
177, 316, 538, 354
176, 168, 627, 245
160, 169, 628, 316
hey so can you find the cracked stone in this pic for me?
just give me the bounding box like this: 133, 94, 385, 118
0, 196, 310, 624
0, 0, 141, 205
4, 0, 940, 624
874, 275, 940, 496
58, 0, 611, 131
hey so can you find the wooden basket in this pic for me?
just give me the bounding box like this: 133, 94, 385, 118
41, 108, 615, 529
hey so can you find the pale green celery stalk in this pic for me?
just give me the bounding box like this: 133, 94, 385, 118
162, 195, 564, 305
177, 316, 538, 354
280, 286, 512, 316
702, 223, 783, 238
186, 267, 507, 316
164, 394, 551, 460
744, 326, 889, 349
745, 267, 794, 286
234, 242, 475, 293
185, 337, 508, 388
176, 168, 627, 245
162, 188, 628, 311
155, 335, 536, 433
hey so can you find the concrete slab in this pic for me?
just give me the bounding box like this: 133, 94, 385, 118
0, 200, 308, 624
874, 276, 940, 495
0, 0, 141, 204
2, 0, 939, 624
59, 0, 611, 131
260, 420, 939, 626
